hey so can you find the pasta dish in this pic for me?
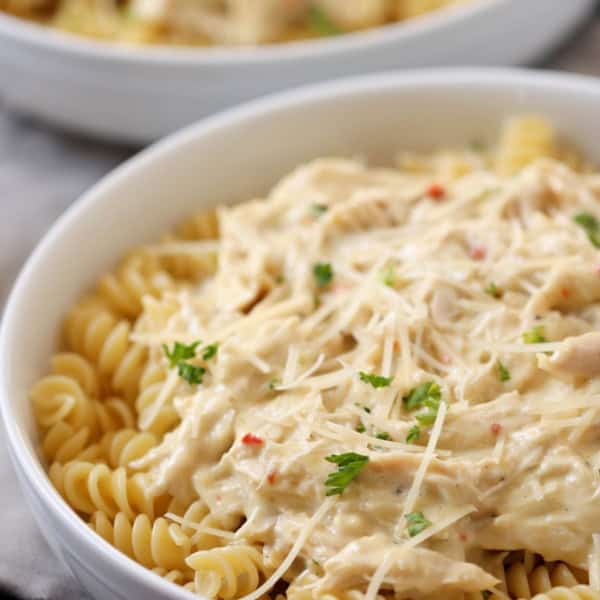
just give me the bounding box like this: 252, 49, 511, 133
30, 116, 600, 600
1, 0, 473, 46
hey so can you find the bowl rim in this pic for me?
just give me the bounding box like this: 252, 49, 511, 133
3, 67, 600, 599
0, 0, 506, 64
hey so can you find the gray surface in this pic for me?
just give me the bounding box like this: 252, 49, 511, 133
1, 14, 600, 600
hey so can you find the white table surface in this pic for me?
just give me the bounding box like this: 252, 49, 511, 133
1, 13, 600, 600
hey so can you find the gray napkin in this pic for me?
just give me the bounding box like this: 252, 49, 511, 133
0, 14, 599, 599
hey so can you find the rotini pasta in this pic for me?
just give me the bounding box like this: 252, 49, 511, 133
186, 545, 267, 600
49, 461, 161, 520
30, 118, 600, 600
530, 587, 600, 600
505, 554, 585, 599
89, 511, 192, 571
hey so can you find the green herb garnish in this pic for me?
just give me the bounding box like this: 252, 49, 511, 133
405, 511, 432, 537
268, 378, 281, 390
356, 403, 371, 414
523, 326, 546, 344
406, 425, 420, 443
308, 4, 340, 36
177, 363, 206, 385
313, 263, 333, 287
324, 453, 369, 496
403, 381, 440, 411
312, 203, 328, 216
379, 264, 397, 287
416, 411, 438, 426
162, 340, 201, 368
375, 431, 391, 441
202, 343, 218, 361
497, 361, 510, 382
359, 372, 393, 389
404, 381, 442, 426
484, 282, 501, 298
356, 422, 366, 433
574, 212, 600, 248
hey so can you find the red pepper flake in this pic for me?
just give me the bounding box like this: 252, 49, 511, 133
242, 433, 264, 446
267, 471, 277, 485
469, 246, 486, 261
426, 183, 446, 200
459, 531, 468, 542
393, 340, 400, 352
560, 288, 571, 299
490, 423, 502, 435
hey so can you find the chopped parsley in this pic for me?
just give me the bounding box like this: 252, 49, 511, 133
324, 453, 369, 496
406, 425, 420, 443
177, 362, 206, 385
484, 282, 501, 298
497, 361, 510, 382
359, 372, 393, 388
312, 203, 328, 216
268, 378, 281, 390
202, 343, 218, 361
379, 264, 397, 287
574, 212, 600, 248
404, 381, 442, 427
162, 340, 201, 368
416, 410, 438, 426
375, 431, 391, 441
308, 4, 340, 36
356, 403, 372, 413
405, 511, 432, 537
356, 422, 366, 434
313, 263, 333, 287
403, 381, 440, 411
275, 274, 286, 284
523, 325, 546, 344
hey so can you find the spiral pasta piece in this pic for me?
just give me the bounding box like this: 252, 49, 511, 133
175, 499, 226, 551
95, 397, 136, 433
152, 567, 193, 586
530, 586, 600, 600
89, 511, 192, 571
135, 365, 180, 436
41, 422, 96, 463
506, 559, 583, 599
64, 303, 147, 401
97, 252, 174, 319
186, 545, 267, 600
48, 461, 160, 520
495, 116, 557, 176
100, 429, 158, 469
31, 374, 96, 431
51, 352, 100, 397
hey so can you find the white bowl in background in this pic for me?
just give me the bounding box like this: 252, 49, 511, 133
3, 68, 600, 599
0, 0, 596, 144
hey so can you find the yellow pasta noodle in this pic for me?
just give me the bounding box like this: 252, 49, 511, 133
186, 545, 267, 600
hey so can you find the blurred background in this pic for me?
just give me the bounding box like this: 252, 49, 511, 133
0, 3, 599, 599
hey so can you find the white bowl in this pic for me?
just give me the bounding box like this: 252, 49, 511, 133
0, 0, 595, 144
3, 68, 600, 600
